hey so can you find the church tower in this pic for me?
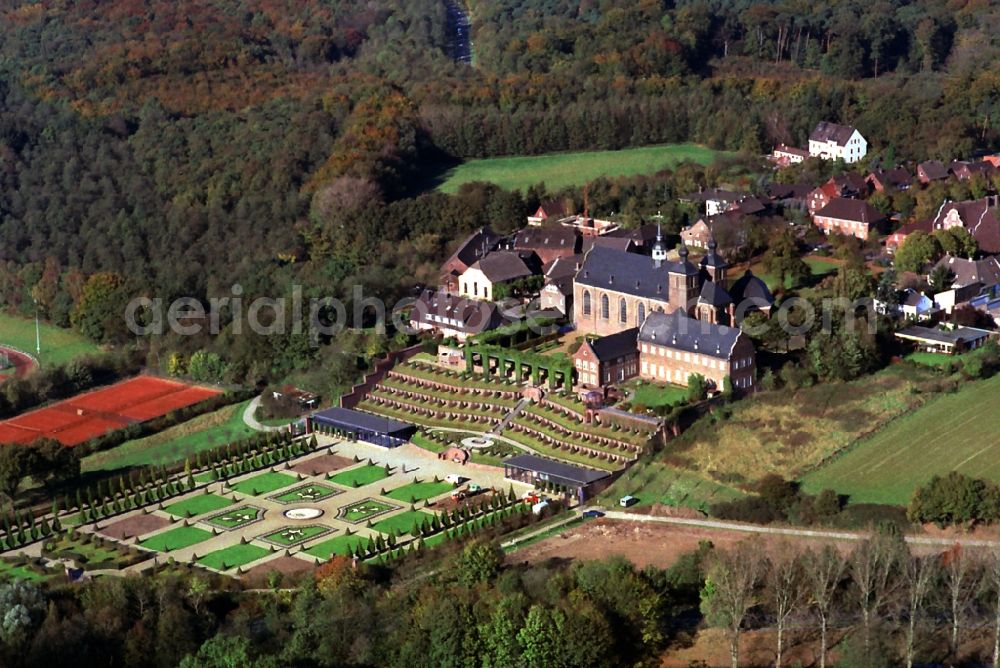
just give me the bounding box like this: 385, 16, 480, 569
668, 244, 700, 315
699, 237, 728, 286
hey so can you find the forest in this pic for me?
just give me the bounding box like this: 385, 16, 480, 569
1, 0, 1000, 396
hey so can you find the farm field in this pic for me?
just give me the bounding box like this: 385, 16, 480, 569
0, 376, 221, 447
662, 364, 938, 486
0, 312, 101, 367
163, 494, 234, 518
436, 143, 724, 193
83, 400, 253, 473
800, 373, 1000, 505
139, 526, 213, 552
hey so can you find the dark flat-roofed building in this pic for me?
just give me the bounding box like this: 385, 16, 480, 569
894, 325, 993, 354
503, 454, 612, 501
309, 407, 416, 447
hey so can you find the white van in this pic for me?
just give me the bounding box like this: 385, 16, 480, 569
619, 495, 638, 508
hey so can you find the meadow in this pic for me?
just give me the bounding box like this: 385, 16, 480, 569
436, 143, 724, 193
800, 373, 1000, 505
0, 312, 100, 367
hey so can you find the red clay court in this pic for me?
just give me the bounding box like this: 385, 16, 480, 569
0, 376, 221, 446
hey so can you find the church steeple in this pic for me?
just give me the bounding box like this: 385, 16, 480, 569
651, 223, 668, 267
700, 236, 728, 285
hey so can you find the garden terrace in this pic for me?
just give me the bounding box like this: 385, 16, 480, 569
500, 429, 621, 471
539, 393, 588, 420
523, 403, 652, 447
389, 362, 521, 393
368, 386, 511, 421
379, 376, 518, 409
358, 395, 504, 431
510, 414, 642, 461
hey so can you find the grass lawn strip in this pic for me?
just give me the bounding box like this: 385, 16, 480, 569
164, 494, 234, 518
372, 510, 435, 536
338, 498, 400, 524
392, 364, 510, 391
203, 505, 265, 530
269, 483, 341, 504
0, 312, 100, 367
624, 379, 689, 410
357, 400, 494, 432
380, 377, 517, 408
139, 526, 213, 552
197, 543, 271, 571
501, 430, 620, 471
229, 471, 299, 496
303, 534, 368, 560
384, 480, 455, 503
328, 464, 390, 488
258, 525, 332, 547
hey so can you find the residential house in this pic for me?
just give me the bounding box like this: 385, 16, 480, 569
772, 144, 809, 166
439, 226, 503, 293
931, 254, 1000, 289
513, 225, 581, 265
766, 182, 812, 211
813, 197, 887, 239
807, 173, 866, 214
680, 212, 745, 254
917, 160, 950, 184
638, 310, 756, 391
866, 168, 912, 192
950, 160, 996, 182
895, 325, 993, 354
527, 200, 569, 226
572, 328, 640, 389
539, 255, 582, 316
885, 219, 932, 254
808, 122, 867, 163
874, 289, 935, 321
410, 289, 502, 341
458, 251, 539, 301
932, 197, 1000, 255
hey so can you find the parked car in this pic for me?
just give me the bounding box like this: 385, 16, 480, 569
582, 510, 605, 518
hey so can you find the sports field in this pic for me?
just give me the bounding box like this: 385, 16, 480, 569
163, 494, 234, 518
83, 400, 254, 473
197, 544, 270, 571
436, 144, 723, 193
384, 481, 454, 503
139, 526, 213, 552
0, 376, 221, 446
229, 471, 298, 496
0, 312, 100, 367
801, 373, 1000, 505
373, 510, 434, 536
329, 464, 390, 488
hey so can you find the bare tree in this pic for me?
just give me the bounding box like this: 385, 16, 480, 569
902, 550, 937, 668
942, 544, 981, 662
849, 532, 902, 655
764, 545, 806, 668
987, 548, 1000, 667
804, 545, 846, 668
704, 540, 767, 668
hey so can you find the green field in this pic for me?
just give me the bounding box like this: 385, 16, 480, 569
601, 462, 745, 512
329, 464, 390, 488
270, 483, 340, 504
904, 351, 954, 368
625, 379, 689, 409
139, 526, 213, 552
164, 494, 234, 518
0, 312, 101, 367
229, 471, 298, 496
197, 543, 270, 571
82, 400, 253, 473
303, 534, 367, 560
260, 525, 330, 547
436, 144, 724, 193
372, 510, 435, 536
338, 498, 398, 523
801, 373, 1000, 505
384, 480, 454, 503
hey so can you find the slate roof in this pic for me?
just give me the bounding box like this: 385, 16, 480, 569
638, 310, 745, 359
446, 226, 501, 270
815, 197, 885, 224
729, 270, 774, 307
933, 255, 1000, 288
585, 327, 639, 362
575, 246, 675, 300
412, 290, 499, 333
681, 188, 741, 203
503, 454, 610, 485
809, 121, 858, 146
700, 239, 727, 268
867, 168, 912, 189
698, 280, 732, 308
312, 407, 414, 436
470, 251, 536, 283
514, 225, 580, 252
544, 255, 582, 281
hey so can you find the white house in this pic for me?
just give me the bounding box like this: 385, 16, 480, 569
808, 122, 867, 164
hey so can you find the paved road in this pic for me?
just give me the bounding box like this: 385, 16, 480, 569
592, 509, 1000, 549
243, 396, 285, 433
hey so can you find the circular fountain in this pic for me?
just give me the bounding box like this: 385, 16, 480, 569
284, 507, 324, 520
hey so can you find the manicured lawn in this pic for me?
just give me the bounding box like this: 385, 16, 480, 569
329, 464, 390, 488
372, 510, 435, 536
197, 544, 270, 571
0, 561, 51, 583
905, 351, 955, 368
437, 144, 724, 193
338, 499, 398, 523
82, 400, 254, 473
0, 311, 101, 367
259, 525, 330, 547
164, 494, 234, 518
204, 505, 264, 529
801, 373, 1000, 505
384, 480, 455, 503
139, 526, 213, 552
625, 379, 689, 409
229, 471, 298, 496
270, 483, 340, 504
303, 534, 367, 560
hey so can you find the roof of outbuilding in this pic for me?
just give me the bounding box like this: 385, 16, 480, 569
638, 310, 746, 359
514, 225, 579, 251
933, 254, 1000, 288
729, 270, 774, 307
503, 454, 611, 484
312, 407, 414, 435
412, 289, 498, 332
469, 251, 536, 283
